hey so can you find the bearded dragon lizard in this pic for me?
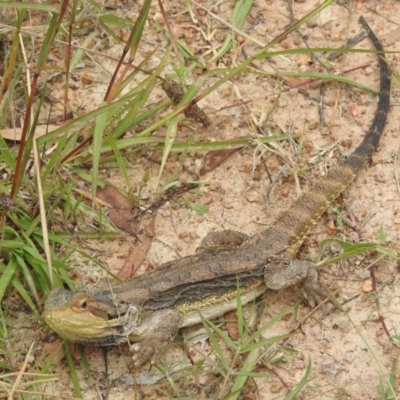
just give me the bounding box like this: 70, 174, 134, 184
43, 17, 391, 367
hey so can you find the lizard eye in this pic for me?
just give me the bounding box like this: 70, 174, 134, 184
81, 300, 88, 310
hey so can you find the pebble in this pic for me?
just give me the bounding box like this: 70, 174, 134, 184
362, 280, 373, 293
245, 191, 261, 203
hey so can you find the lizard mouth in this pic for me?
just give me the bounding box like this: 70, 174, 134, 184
75, 331, 129, 346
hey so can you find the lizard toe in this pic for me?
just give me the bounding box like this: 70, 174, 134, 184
131, 338, 170, 367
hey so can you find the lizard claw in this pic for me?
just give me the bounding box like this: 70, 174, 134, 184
264, 255, 335, 308
128, 308, 182, 368
303, 265, 332, 308
131, 338, 170, 368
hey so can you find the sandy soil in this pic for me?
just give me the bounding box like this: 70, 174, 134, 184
4, 0, 400, 399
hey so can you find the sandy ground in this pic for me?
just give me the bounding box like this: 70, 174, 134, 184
4, 0, 400, 399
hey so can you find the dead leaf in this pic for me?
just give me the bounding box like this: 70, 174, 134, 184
117, 215, 156, 280
0, 124, 60, 141
96, 185, 156, 280
384, 27, 400, 47
224, 310, 240, 341
96, 185, 137, 235
81, 74, 93, 85
199, 148, 241, 175
42, 340, 65, 364
283, 76, 306, 88
42, 339, 98, 364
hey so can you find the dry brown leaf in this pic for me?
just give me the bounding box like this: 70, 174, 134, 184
199, 148, 241, 175
81, 74, 93, 85
96, 185, 137, 235
96, 185, 156, 280
42, 340, 65, 365
43, 339, 97, 363
0, 125, 60, 141
384, 27, 400, 47
224, 310, 240, 341
117, 215, 156, 280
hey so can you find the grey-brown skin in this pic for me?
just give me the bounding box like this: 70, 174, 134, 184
43, 17, 391, 368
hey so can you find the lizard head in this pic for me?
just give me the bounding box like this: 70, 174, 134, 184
42, 288, 139, 346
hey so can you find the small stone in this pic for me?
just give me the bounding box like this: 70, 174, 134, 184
336, 320, 352, 334
306, 16, 319, 28
179, 231, 189, 239
297, 54, 311, 66
81, 74, 93, 85
240, 161, 253, 173
245, 191, 261, 203
280, 186, 290, 198
270, 383, 283, 393
326, 220, 336, 235
181, 235, 192, 244
209, 182, 222, 192
202, 192, 213, 205
340, 139, 353, 149
164, 162, 176, 172
362, 280, 373, 293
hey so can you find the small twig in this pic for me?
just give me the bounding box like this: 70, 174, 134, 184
64, 8, 74, 121
158, 0, 183, 66
8, 342, 35, 400
393, 155, 400, 199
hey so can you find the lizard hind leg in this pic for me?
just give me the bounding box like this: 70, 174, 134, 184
264, 255, 330, 307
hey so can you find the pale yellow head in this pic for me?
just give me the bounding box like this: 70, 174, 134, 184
42, 288, 130, 346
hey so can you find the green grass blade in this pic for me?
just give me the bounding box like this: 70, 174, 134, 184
244, 307, 294, 345
284, 357, 312, 400
0, 1, 57, 11
210, 0, 254, 62
106, 131, 130, 190
91, 102, 108, 201
240, 333, 297, 353
158, 115, 178, 184
0, 257, 18, 302
37, 93, 143, 146
10, 276, 38, 314
128, 0, 151, 58
0, 135, 17, 169
62, 341, 82, 398
227, 346, 259, 400
200, 315, 230, 371
35, 10, 63, 72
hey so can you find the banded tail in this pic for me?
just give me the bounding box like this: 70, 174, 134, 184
260, 17, 391, 256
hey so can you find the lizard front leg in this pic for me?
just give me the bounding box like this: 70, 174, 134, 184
264, 254, 330, 306
128, 308, 182, 367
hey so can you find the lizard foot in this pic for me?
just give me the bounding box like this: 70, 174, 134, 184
302, 264, 332, 308
264, 255, 331, 307
128, 308, 182, 368
131, 336, 171, 368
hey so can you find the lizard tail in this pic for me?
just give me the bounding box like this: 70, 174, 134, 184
350, 17, 391, 161
261, 17, 391, 256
